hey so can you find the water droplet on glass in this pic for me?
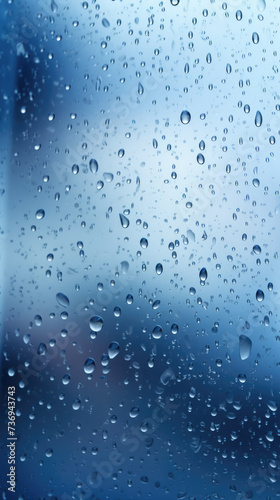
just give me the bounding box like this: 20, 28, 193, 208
239, 335, 252, 360
197, 153, 205, 165
89, 315, 104, 332
199, 267, 208, 282
170, 0, 180, 5
113, 306, 121, 317
253, 245, 261, 254
140, 238, 148, 248
252, 178, 260, 187
108, 341, 120, 359
156, 263, 163, 275
56, 292, 70, 308
180, 110, 191, 124
206, 53, 212, 64
72, 398, 81, 410
138, 83, 144, 95
45, 448, 53, 458
255, 110, 262, 127
126, 294, 133, 304
89, 158, 98, 173
129, 407, 140, 418
152, 325, 163, 339
236, 10, 242, 20
102, 18, 110, 27
119, 213, 130, 228
34, 315, 42, 326
252, 32, 259, 44
84, 357, 96, 374
35, 209, 45, 220
238, 374, 247, 383
152, 300, 160, 310
267, 401, 277, 412
62, 374, 71, 385
256, 289, 264, 302
171, 323, 179, 334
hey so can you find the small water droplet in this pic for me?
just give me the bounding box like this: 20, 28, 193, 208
140, 237, 148, 248
152, 300, 161, 310
35, 209, 45, 220
102, 18, 110, 27
257, 0, 266, 12
171, 323, 178, 334
252, 32, 259, 44
197, 153, 205, 165
126, 294, 133, 304
119, 213, 130, 228
236, 10, 242, 20
56, 292, 70, 308
156, 263, 163, 275
34, 315, 42, 326
72, 398, 81, 410
255, 110, 262, 127
239, 335, 252, 360
45, 448, 53, 457
180, 110, 191, 124
199, 267, 208, 282
256, 289, 264, 302
152, 325, 163, 339
89, 315, 104, 332
62, 374, 71, 385
121, 261, 129, 274
108, 341, 120, 359
253, 245, 261, 254
129, 407, 140, 418
267, 401, 277, 412
84, 357, 96, 374
138, 83, 144, 95
184, 62, 189, 74
89, 158, 98, 173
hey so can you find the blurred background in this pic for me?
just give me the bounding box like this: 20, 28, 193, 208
1, 0, 280, 498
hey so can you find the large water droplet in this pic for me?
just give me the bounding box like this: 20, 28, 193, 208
51, 0, 58, 13
256, 289, 264, 302
255, 110, 262, 127
89, 315, 104, 332
239, 335, 252, 360
89, 158, 98, 173
180, 110, 191, 124
36, 209, 45, 220
108, 341, 120, 359
84, 357, 96, 374
119, 213, 130, 228
56, 292, 70, 308
152, 300, 161, 310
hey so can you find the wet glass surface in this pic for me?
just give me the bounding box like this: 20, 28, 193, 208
1, 1, 280, 499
